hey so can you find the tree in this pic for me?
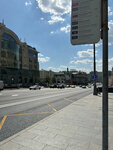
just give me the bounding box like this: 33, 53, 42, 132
45, 76, 50, 84
52, 77, 56, 84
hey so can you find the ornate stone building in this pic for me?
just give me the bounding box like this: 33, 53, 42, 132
71, 71, 88, 85
0, 22, 39, 87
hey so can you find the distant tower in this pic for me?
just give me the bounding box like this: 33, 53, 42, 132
67, 67, 69, 72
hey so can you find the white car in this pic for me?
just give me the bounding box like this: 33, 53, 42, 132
0, 80, 4, 90
29, 85, 41, 90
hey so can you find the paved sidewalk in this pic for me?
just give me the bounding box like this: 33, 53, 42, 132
0, 94, 113, 150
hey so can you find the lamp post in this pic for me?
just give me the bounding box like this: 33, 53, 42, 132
93, 44, 97, 95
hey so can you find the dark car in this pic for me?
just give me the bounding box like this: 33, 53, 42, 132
29, 85, 41, 90
50, 84, 57, 88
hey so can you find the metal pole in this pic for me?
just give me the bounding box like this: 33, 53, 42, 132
102, 0, 108, 149
93, 44, 97, 95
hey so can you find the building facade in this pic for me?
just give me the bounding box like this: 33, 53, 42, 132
71, 72, 88, 85
40, 70, 55, 86
109, 67, 113, 87
0, 23, 39, 87
54, 72, 66, 84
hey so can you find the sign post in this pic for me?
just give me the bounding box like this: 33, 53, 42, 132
93, 44, 97, 95
102, 0, 108, 149
71, 0, 109, 149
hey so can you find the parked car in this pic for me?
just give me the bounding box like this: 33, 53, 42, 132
29, 85, 41, 90
66, 85, 70, 88
0, 80, 4, 90
57, 84, 65, 89
50, 84, 57, 88
71, 85, 75, 88
87, 85, 91, 88
82, 85, 86, 88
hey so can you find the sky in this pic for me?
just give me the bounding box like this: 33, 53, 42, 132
0, 0, 113, 73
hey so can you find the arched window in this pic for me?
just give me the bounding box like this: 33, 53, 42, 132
1, 33, 19, 52
1, 33, 21, 69
2, 33, 16, 42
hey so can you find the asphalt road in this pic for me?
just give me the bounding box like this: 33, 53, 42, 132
0, 87, 92, 141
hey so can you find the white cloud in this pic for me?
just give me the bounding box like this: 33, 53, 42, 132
95, 20, 113, 46
77, 49, 94, 58
59, 65, 67, 69
50, 24, 70, 34
75, 67, 91, 73
38, 53, 44, 57
39, 57, 50, 63
36, 0, 71, 16
38, 53, 50, 63
108, 6, 113, 16
95, 40, 102, 47
40, 18, 44, 20
108, 20, 113, 45
95, 58, 113, 71
48, 67, 56, 70
60, 25, 70, 33
36, 0, 71, 24
109, 57, 113, 63
50, 30, 58, 34
50, 31, 54, 34
70, 59, 92, 64
25, 1, 32, 6
70, 58, 102, 72
88, 20, 113, 46
48, 65, 67, 72
48, 15, 65, 24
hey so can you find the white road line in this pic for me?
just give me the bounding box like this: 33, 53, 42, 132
0, 90, 84, 108
12, 94, 18, 97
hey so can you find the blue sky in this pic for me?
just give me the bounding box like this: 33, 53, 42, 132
0, 0, 113, 73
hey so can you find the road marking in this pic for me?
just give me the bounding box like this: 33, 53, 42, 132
0, 90, 81, 108
0, 112, 53, 130
12, 94, 18, 97
64, 98, 74, 103
0, 115, 7, 130
47, 103, 57, 112
7, 112, 53, 117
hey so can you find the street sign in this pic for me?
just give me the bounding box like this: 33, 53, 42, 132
92, 75, 98, 80
71, 0, 101, 45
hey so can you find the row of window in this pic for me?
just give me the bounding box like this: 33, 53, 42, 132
1, 33, 38, 70
29, 64, 38, 70
1, 40, 20, 52
28, 49, 37, 58
1, 50, 20, 61
1, 59, 21, 68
